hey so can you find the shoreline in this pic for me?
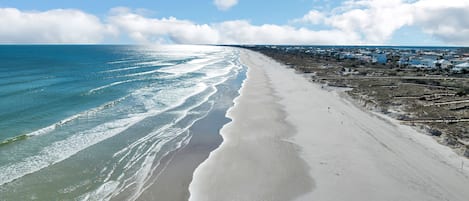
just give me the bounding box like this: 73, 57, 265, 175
190, 49, 469, 201
135, 57, 246, 201
188, 49, 313, 201
136, 106, 227, 201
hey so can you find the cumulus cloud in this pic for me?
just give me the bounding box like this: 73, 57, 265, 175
324, 0, 414, 43
0, 7, 359, 45
0, 1, 469, 45
292, 10, 325, 24
107, 9, 360, 45
412, 0, 469, 45
108, 11, 219, 44
0, 8, 116, 43
213, 0, 238, 11
215, 20, 360, 45
300, 0, 469, 45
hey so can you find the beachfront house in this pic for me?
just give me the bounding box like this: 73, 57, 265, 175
451, 62, 469, 73
435, 59, 452, 69
451, 57, 469, 66
358, 54, 372, 63
398, 58, 409, 67
423, 59, 436, 68
372, 53, 387, 64
409, 57, 436, 69
339, 52, 355, 60
409, 57, 423, 67
397, 53, 414, 67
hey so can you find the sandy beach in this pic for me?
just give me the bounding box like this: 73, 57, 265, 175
189, 49, 469, 201
188, 49, 313, 201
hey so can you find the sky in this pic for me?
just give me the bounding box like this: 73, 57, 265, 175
0, 0, 468, 46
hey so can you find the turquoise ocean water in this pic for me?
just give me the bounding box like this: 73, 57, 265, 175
0, 45, 244, 200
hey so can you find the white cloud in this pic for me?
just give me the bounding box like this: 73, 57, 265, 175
215, 20, 360, 45
304, 0, 469, 45
108, 11, 220, 44
0, 7, 359, 45
213, 0, 238, 11
412, 0, 469, 45
0, 1, 468, 45
324, 0, 414, 43
292, 10, 325, 24
108, 9, 360, 45
0, 8, 116, 43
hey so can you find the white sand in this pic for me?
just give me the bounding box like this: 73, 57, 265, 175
188, 50, 312, 201
189, 49, 469, 201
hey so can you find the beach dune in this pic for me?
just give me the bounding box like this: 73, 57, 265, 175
189, 49, 469, 201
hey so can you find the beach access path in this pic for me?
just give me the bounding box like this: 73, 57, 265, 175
189, 49, 469, 201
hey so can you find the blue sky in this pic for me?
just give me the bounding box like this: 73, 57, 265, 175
0, 0, 468, 45
0, 0, 319, 24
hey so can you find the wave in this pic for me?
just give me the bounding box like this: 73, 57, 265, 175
0, 116, 142, 186
107, 100, 216, 201
187, 58, 212, 64
101, 65, 242, 200
112, 86, 217, 160
88, 78, 147, 94
121, 58, 244, 200
107, 59, 141, 64
100, 62, 175, 74
77, 80, 227, 200
78, 180, 120, 201
134, 61, 178, 66
0, 83, 209, 186
202, 64, 235, 80
0, 77, 71, 99
0, 134, 29, 147
0, 95, 131, 146
157, 58, 224, 75
118, 69, 166, 78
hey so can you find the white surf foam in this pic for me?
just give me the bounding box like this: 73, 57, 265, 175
88, 78, 146, 94
79, 180, 120, 201
157, 58, 224, 75
101, 62, 175, 74
119, 69, 165, 78
80, 86, 219, 200
24, 95, 130, 138
111, 55, 245, 200
0, 83, 209, 186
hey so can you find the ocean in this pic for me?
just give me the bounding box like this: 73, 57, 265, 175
0, 45, 245, 200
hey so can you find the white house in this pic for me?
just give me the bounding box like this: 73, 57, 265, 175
421, 58, 437, 68
451, 62, 469, 73
435, 59, 452, 69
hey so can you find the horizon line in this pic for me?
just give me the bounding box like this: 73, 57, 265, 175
0, 44, 467, 48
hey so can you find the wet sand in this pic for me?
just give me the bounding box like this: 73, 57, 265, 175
136, 62, 244, 201
136, 109, 227, 201
188, 50, 313, 201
